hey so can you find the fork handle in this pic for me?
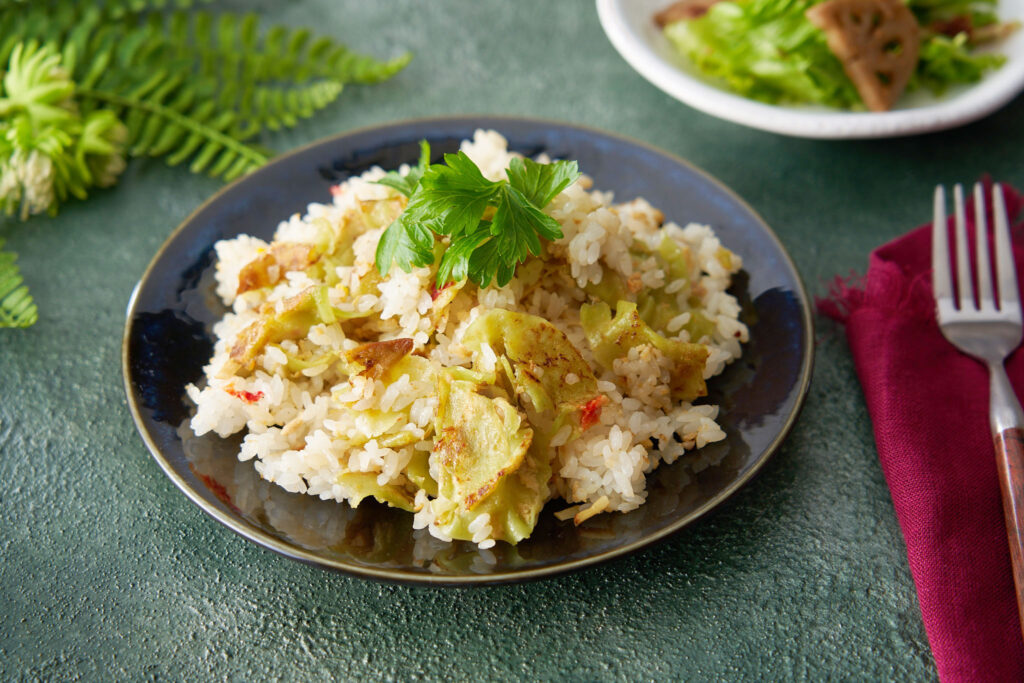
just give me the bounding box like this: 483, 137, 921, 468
990, 361, 1024, 641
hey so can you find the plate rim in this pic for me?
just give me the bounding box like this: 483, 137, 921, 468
596, 0, 1024, 139
121, 114, 815, 585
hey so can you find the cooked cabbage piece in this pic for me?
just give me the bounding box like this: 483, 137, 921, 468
462, 308, 602, 427
430, 373, 548, 544
328, 353, 438, 450
224, 287, 327, 377
336, 472, 415, 511
347, 338, 414, 379
580, 300, 709, 401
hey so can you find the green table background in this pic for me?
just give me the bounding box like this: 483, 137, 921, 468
3, 0, 1022, 679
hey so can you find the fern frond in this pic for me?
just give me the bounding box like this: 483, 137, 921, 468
79, 88, 268, 180
127, 10, 412, 89
0, 240, 38, 328
0, 0, 213, 12
238, 80, 346, 134
0, 1, 408, 185
0, 2, 410, 330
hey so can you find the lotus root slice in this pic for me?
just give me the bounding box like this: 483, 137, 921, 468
806, 0, 920, 111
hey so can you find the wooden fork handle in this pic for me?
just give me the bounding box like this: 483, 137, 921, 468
995, 426, 1024, 641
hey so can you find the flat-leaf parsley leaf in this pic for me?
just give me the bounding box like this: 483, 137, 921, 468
374, 143, 580, 288
375, 140, 431, 198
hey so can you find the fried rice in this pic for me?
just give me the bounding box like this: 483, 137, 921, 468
187, 129, 748, 548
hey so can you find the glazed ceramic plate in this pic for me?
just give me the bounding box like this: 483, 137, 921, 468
597, 0, 1024, 139
122, 116, 813, 585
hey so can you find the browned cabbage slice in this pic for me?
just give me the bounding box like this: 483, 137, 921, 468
430, 374, 546, 544
347, 338, 414, 379
461, 309, 603, 427
580, 300, 709, 402
336, 472, 416, 512
223, 287, 326, 377
237, 242, 320, 295
222, 285, 373, 378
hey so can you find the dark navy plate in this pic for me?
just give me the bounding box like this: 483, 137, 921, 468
122, 116, 813, 585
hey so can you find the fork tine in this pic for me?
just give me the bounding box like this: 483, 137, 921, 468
954, 184, 974, 310
933, 185, 953, 305
974, 183, 994, 308
992, 183, 1019, 310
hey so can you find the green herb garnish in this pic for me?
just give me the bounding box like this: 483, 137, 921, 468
375, 140, 432, 199
374, 141, 580, 289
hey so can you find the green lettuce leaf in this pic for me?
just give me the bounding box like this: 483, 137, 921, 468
910, 0, 998, 28
913, 32, 1006, 94
665, 0, 861, 108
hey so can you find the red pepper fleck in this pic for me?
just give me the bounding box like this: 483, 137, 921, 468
430, 281, 454, 301
329, 184, 344, 197
197, 473, 235, 509
227, 388, 264, 404
580, 395, 609, 430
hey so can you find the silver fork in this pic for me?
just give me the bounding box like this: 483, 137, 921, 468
933, 182, 1024, 637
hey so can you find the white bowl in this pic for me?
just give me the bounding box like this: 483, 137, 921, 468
597, 0, 1024, 138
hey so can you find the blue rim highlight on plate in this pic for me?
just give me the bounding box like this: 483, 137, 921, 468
122, 115, 814, 585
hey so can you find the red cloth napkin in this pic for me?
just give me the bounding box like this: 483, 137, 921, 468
819, 181, 1024, 681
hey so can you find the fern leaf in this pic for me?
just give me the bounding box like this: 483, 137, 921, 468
164, 131, 206, 166
189, 138, 222, 173
79, 87, 268, 178
132, 10, 410, 89
0, 241, 38, 328
0, 1, 408, 184
0, 0, 212, 12
331, 48, 413, 85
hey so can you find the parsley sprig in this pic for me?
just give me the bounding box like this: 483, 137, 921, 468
374, 141, 580, 288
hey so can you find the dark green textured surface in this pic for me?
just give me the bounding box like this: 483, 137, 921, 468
2, 0, 1022, 679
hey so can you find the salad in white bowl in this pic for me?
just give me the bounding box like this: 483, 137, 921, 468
597, 0, 1024, 137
